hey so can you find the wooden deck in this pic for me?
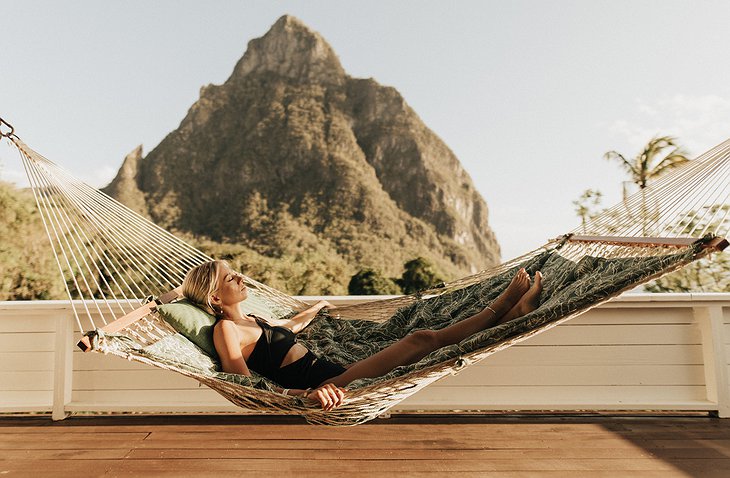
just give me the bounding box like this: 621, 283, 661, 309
1, 414, 729, 477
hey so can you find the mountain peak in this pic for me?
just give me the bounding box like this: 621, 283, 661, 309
107, 15, 500, 293
230, 14, 346, 85
102, 145, 148, 217
274, 14, 307, 29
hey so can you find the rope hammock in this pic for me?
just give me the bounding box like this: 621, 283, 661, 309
1, 117, 727, 425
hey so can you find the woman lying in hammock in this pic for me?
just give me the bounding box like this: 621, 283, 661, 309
183, 260, 543, 410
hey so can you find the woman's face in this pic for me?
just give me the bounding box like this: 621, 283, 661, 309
212, 263, 248, 307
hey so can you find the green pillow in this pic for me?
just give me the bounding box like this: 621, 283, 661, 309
157, 299, 218, 358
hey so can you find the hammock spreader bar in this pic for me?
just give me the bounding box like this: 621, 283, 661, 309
77, 287, 183, 352
566, 234, 729, 250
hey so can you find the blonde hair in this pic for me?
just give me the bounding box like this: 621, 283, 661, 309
182, 260, 227, 316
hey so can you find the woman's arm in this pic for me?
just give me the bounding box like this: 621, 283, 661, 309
284, 300, 335, 334
279, 383, 346, 411
213, 321, 252, 376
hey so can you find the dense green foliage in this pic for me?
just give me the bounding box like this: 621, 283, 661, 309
593, 138, 729, 293
644, 204, 730, 293
396, 257, 445, 294
0, 182, 65, 300
644, 255, 730, 293
0, 179, 459, 299
348, 269, 402, 295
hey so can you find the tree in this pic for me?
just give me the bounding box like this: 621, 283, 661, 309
572, 189, 604, 233
644, 204, 730, 292
348, 269, 401, 295
604, 136, 690, 235
0, 182, 65, 300
594, 136, 728, 292
397, 257, 444, 294
644, 254, 730, 292
603, 136, 689, 190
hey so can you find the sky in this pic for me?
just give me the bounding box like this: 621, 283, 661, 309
2, 0, 730, 260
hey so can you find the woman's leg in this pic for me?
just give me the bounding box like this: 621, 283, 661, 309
324, 269, 532, 387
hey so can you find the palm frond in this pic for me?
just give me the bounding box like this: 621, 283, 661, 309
650, 149, 690, 178
604, 135, 689, 189
603, 151, 637, 177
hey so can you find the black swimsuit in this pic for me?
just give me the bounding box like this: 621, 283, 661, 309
244, 317, 346, 389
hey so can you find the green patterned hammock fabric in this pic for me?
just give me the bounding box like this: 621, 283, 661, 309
3, 125, 729, 425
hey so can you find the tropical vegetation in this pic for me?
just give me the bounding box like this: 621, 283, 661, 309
573, 136, 728, 292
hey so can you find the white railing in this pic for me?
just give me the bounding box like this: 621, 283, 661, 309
1, 294, 728, 420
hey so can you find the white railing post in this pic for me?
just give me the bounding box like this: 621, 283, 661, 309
695, 305, 730, 418
52, 312, 74, 420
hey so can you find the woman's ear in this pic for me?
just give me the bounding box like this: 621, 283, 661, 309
209, 293, 221, 306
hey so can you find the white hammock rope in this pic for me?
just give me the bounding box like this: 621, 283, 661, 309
576, 138, 730, 239
14, 138, 213, 329
11, 135, 308, 329
4, 129, 729, 332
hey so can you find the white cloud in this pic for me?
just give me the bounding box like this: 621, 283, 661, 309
609, 94, 730, 156
79, 165, 118, 189
0, 155, 118, 189
0, 144, 30, 187
0, 166, 29, 188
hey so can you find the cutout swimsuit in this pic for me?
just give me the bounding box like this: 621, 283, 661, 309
245, 317, 346, 389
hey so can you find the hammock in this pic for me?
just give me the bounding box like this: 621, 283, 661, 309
1, 117, 727, 425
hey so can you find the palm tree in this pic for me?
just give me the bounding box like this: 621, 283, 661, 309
603, 136, 689, 190
604, 136, 690, 234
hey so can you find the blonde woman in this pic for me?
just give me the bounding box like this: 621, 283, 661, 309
183, 260, 543, 410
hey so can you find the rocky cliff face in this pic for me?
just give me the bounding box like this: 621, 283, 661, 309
104, 15, 500, 291
103, 145, 147, 217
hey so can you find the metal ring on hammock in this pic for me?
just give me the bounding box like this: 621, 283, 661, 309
451, 357, 469, 374
0, 116, 17, 139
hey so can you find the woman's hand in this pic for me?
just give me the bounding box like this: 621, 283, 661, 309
287, 300, 336, 333
315, 300, 336, 311
306, 383, 346, 410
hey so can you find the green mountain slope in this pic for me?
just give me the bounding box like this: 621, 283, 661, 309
103, 15, 501, 293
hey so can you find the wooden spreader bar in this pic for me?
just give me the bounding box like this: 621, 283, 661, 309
567, 235, 729, 251
77, 287, 182, 352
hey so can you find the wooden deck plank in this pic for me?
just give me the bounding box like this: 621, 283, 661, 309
0, 458, 688, 472
0, 440, 143, 450
125, 447, 705, 460
1, 415, 729, 477
0, 415, 722, 427
63, 472, 710, 478
98, 473, 725, 478
0, 448, 132, 459
0, 438, 648, 451
0, 432, 148, 441
139, 428, 730, 441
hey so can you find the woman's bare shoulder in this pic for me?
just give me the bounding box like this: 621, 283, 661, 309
213, 319, 239, 337
214, 318, 261, 344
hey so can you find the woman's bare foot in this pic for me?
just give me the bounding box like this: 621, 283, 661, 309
499, 271, 543, 323
486, 268, 531, 318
